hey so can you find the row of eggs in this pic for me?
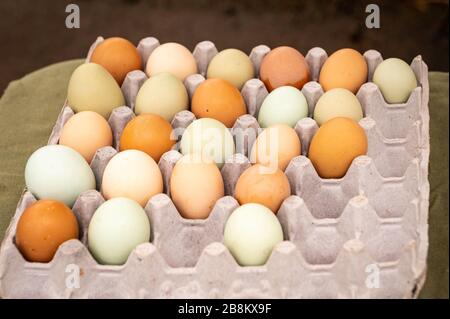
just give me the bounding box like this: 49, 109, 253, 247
16, 196, 281, 267
37, 113, 367, 210
15, 37, 418, 268
70, 37, 418, 126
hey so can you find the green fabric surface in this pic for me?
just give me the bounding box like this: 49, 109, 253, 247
0, 60, 448, 298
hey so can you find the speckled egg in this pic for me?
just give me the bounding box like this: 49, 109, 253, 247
16, 200, 79, 263
191, 78, 247, 127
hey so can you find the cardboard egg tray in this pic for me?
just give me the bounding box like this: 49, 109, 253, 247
0, 36, 429, 298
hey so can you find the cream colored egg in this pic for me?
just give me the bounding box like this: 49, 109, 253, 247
134, 72, 189, 121
180, 118, 235, 168
207, 48, 255, 89
145, 43, 197, 81
170, 154, 224, 219
67, 63, 125, 119
101, 150, 163, 207
313, 88, 363, 126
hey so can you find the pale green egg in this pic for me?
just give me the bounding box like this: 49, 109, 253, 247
88, 197, 151, 265
258, 86, 308, 128
373, 58, 418, 104
224, 203, 283, 266
25, 145, 96, 207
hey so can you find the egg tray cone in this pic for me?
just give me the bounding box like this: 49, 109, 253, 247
0, 37, 429, 298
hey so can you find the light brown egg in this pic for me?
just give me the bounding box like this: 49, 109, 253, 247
15, 200, 79, 263
308, 117, 368, 178
120, 114, 176, 162
235, 164, 291, 213
250, 124, 301, 171
59, 111, 113, 163
191, 78, 247, 127
146, 42, 197, 81
170, 154, 224, 219
90, 37, 142, 85
319, 48, 368, 93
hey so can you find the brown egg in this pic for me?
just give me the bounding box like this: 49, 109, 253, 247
259, 46, 310, 92
15, 200, 79, 263
120, 114, 176, 162
90, 37, 142, 85
235, 164, 291, 213
191, 78, 247, 127
59, 111, 113, 163
319, 48, 368, 93
308, 117, 368, 179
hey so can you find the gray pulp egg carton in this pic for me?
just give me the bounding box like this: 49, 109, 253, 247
0, 37, 429, 298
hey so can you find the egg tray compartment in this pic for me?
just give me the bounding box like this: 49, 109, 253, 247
0, 37, 429, 298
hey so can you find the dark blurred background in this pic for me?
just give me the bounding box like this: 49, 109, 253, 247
0, 0, 448, 93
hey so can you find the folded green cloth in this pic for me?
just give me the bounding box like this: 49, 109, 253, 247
0, 60, 447, 298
